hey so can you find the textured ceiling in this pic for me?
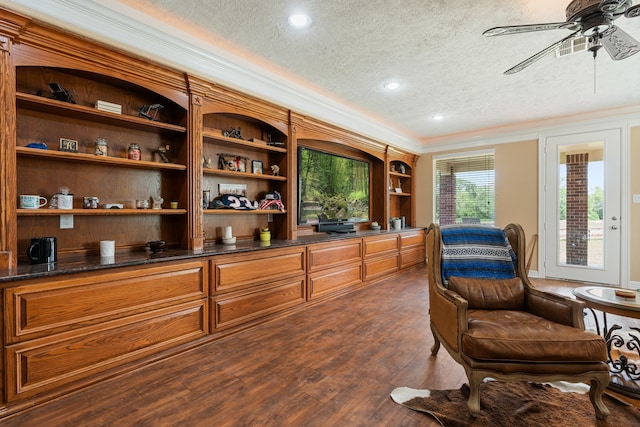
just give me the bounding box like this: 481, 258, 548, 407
2, 0, 639, 149
141, 0, 640, 142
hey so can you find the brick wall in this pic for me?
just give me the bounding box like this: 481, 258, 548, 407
566, 153, 589, 265
439, 169, 456, 225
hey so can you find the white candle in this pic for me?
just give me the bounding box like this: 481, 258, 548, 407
224, 226, 232, 239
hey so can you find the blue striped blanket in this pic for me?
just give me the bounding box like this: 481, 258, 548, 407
441, 224, 516, 283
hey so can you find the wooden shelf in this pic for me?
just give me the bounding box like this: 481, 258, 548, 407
203, 127, 287, 153
204, 209, 286, 215
203, 167, 286, 181
17, 208, 187, 216
17, 93, 187, 133
389, 171, 411, 178
390, 192, 412, 197
17, 146, 187, 171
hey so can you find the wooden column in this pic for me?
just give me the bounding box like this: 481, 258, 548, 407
187, 92, 204, 250
0, 34, 16, 269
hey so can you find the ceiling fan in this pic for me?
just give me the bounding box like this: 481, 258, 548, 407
484, 0, 640, 74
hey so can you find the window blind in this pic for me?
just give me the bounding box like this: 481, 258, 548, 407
434, 152, 495, 225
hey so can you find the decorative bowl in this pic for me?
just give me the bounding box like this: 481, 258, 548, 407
222, 237, 236, 245
146, 240, 167, 252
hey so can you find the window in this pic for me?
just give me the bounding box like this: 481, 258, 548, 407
434, 150, 495, 225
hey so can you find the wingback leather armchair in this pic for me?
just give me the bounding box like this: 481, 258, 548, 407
426, 223, 610, 419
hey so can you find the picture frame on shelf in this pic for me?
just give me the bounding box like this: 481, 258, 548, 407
218, 153, 248, 172
219, 183, 247, 197
252, 160, 263, 174
59, 138, 78, 153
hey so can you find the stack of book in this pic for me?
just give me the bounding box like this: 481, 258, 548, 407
95, 100, 122, 114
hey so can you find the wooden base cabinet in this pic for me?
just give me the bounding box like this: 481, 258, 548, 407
3, 260, 208, 402
400, 229, 426, 269
210, 247, 307, 331
363, 234, 400, 280
307, 240, 363, 300
0, 231, 424, 414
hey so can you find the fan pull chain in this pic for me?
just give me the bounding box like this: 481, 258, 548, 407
593, 56, 597, 94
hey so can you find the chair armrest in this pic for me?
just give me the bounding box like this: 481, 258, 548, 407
525, 287, 586, 328
430, 284, 469, 353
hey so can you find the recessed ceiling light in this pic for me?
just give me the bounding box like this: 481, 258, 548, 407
432, 114, 445, 121
383, 80, 403, 90
288, 14, 312, 28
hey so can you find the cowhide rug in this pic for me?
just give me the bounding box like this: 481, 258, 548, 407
390, 381, 640, 426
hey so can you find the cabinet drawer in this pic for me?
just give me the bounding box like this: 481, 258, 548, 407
308, 262, 362, 300
6, 300, 207, 402
213, 247, 305, 293
212, 277, 306, 330
5, 260, 207, 343
401, 246, 426, 269
307, 240, 362, 272
363, 234, 399, 258
364, 253, 399, 280
400, 230, 425, 248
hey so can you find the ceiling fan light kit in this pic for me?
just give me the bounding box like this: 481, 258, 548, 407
483, 0, 640, 74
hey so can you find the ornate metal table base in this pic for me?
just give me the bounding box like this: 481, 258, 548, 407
587, 307, 640, 398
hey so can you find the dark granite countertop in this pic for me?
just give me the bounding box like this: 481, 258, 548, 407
0, 228, 423, 284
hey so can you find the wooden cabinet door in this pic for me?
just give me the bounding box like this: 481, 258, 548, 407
307, 240, 362, 272
6, 301, 207, 402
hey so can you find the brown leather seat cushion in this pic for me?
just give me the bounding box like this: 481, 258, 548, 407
448, 276, 524, 310
463, 310, 607, 363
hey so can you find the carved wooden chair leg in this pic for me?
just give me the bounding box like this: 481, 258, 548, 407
466, 371, 483, 417
430, 325, 441, 355
589, 375, 610, 420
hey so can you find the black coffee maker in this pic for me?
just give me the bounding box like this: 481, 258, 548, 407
27, 237, 57, 264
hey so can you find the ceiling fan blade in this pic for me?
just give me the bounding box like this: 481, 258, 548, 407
504, 30, 581, 74
483, 22, 577, 37
601, 26, 640, 60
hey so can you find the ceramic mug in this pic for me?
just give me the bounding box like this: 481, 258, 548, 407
27, 236, 57, 264
55, 194, 73, 209
20, 195, 47, 209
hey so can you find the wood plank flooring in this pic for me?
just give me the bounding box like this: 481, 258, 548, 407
3, 268, 638, 426
3, 267, 461, 426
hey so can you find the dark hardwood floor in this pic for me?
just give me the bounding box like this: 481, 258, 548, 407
3, 267, 460, 426
3, 268, 638, 426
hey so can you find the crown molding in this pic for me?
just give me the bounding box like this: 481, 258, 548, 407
420, 104, 640, 154
0, 0, 423, 153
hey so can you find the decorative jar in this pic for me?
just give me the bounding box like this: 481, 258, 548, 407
128, 143, 141, 160
94, 138, 108, 156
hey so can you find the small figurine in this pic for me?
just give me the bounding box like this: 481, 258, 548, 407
152, 196, 164, 210
156, 144, 170, 163
139, 104, 164, 121
48, 82, 75, 104
223, 127, 243, 140
203, 156, 213, 169
270, 164, 280, 176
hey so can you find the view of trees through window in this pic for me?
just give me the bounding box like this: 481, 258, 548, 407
434, 152, 495, 225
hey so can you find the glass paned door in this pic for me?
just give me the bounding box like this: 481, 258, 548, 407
544, 129, 621, 284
